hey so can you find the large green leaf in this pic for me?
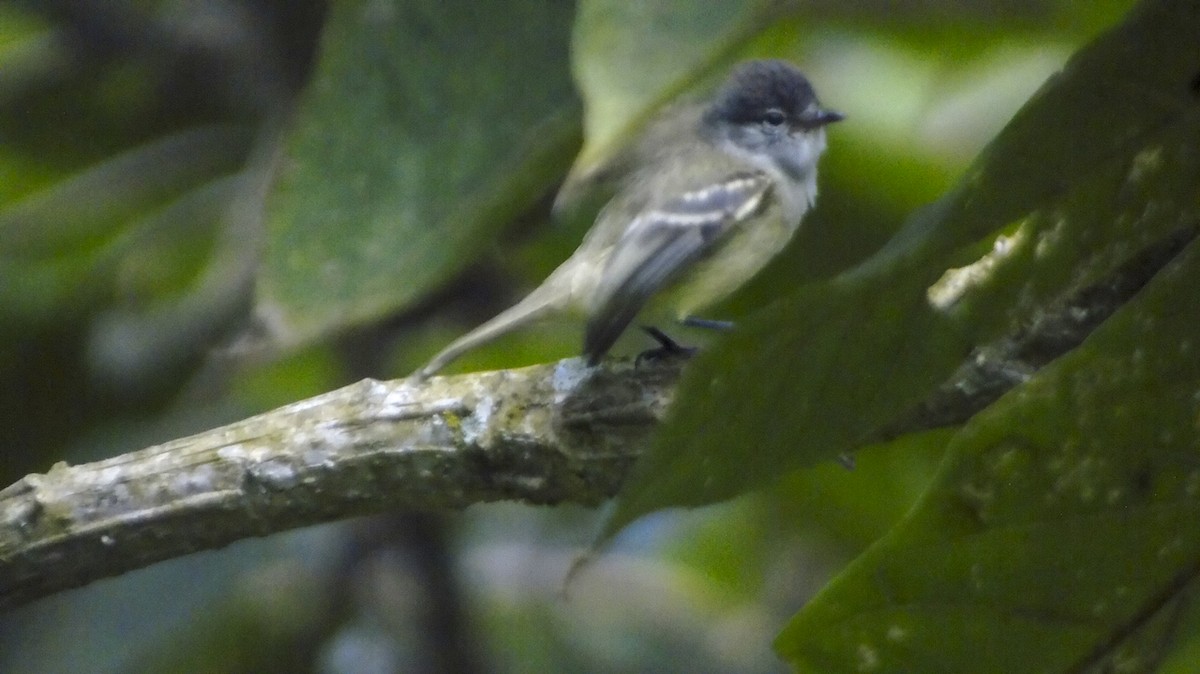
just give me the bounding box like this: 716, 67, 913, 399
256, 0, 580, 346
777, 235, 1200, 672
565, 0, 775, 185
597, 0, 1200, 543
0, 126, 251, 329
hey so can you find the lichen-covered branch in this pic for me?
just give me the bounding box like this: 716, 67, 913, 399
0, 359, 681, 610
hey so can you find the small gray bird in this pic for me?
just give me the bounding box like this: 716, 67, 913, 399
416, 59, 842, 379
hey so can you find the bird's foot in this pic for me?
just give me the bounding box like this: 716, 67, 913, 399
680, 316, 735, 331
636, 326, 698, 366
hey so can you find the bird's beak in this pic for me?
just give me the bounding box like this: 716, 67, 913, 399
810, 109, 845, 127
797, 108, 844, 130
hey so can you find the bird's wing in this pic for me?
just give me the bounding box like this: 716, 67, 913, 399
583, 171, 772, 363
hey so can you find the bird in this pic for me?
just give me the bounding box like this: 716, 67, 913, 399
414, 59, 842, 380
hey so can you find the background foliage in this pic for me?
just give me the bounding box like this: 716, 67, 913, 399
2, 0, 1195, 672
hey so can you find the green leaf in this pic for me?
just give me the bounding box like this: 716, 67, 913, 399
257, 0, 580, 346
567, 0, 776, 179
597, 0, 1200, 544
776, 235, 1200, 673
0, 126, 251, 327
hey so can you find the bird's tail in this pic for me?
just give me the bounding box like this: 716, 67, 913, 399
413, 272, 572, 380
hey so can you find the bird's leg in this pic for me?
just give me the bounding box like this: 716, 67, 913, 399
634, 317, 735, 366
680, 316, 735, 331
636, 326, 698, 365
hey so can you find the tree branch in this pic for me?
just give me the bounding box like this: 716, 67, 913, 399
0, 359, 680, 610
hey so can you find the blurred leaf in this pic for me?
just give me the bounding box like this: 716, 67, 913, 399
256, 0, 580, 346
0, 126, 252, 328
86, 172, 264, 392
0, 126, 249, 256
777, 236, 1200, 672
770, 430, 954, 553
565, 0, 775, 184
662, 430, 948, 601
598, 0, 1200, 541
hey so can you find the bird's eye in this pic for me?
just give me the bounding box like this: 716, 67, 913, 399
762, 109, 787, 127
